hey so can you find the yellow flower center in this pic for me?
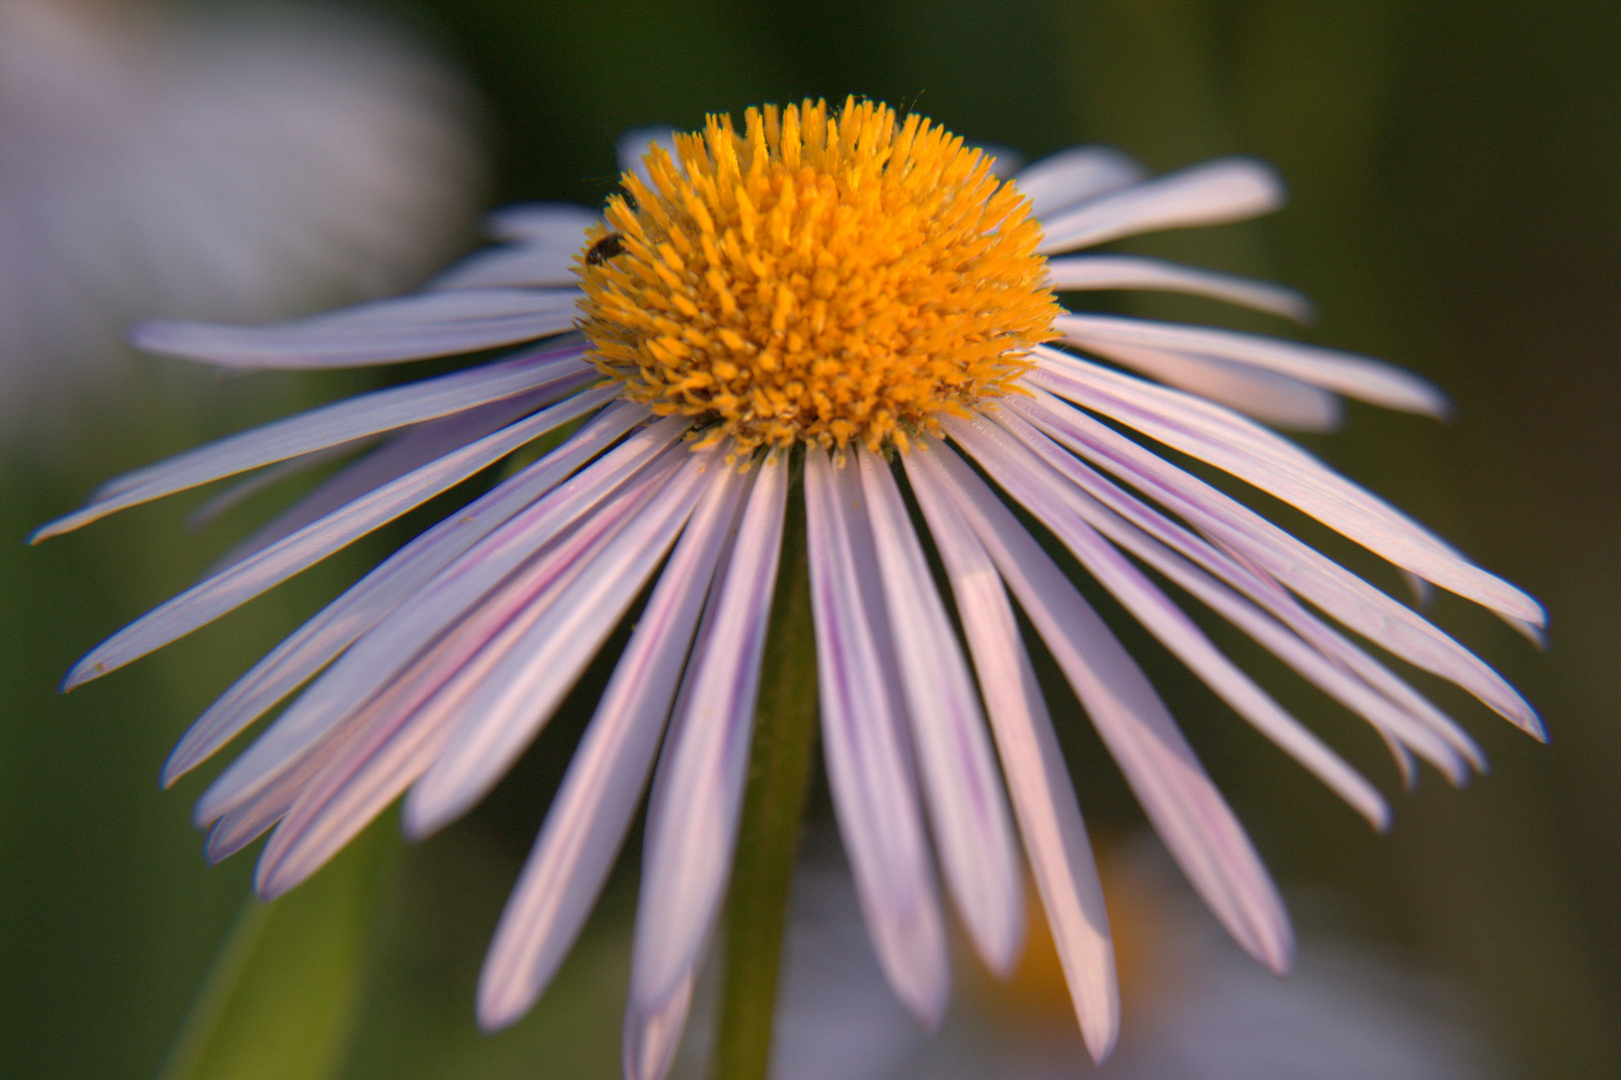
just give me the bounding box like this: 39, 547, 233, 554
576, 97, 1059, 455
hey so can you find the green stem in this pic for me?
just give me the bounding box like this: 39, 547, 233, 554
158, 813, 397, 1080
712, 494, 819, 1080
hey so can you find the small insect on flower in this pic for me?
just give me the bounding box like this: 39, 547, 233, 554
585, 232, 627, 266
38, 98, 1541, 1080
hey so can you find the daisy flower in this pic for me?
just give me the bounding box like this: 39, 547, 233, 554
37, 98, 1542, 1078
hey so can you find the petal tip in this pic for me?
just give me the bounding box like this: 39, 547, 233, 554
475, 982, 528, 1034
159, 756, 187, 791
400, 786, 453, 842
61, 655, 105, 691
128, 318, 194, 357
1082, 1018, 1120, 1066
253, 858, 294, 901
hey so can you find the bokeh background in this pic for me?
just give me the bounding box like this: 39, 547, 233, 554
3, 1, 1618, 1077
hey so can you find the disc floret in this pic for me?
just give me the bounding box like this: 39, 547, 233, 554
576, 97, 1059, 454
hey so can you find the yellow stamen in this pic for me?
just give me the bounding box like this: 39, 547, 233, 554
576, 98, 1059, 455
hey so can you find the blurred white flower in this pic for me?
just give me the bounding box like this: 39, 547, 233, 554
763, 839, 1499, 1080
0, 0, 484, 440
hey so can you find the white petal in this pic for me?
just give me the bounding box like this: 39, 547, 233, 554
429, 246, 579, 291
1016, 145, 1146, 221
804, 449, 951, 1027
130, 289, 582, 368
856, 447, 1025, 976
951, 417, 1389, 829
1047, 255, 1315, 323
251, 454, 681, 896
192, 417, 685, 820
292, 288, 581, 326
1030, 349, 1544, 626
904, 449, 1120, 1062
1039, 157, 1285, 254
994, 401, 1478, 781
34, 345, 591, 540
164, 401, 648, 789
974, 142, 1024, 178
484, 202, 602, 244
208, 392, 550, 572
617, 127, 680, 187
206, 789, 298, 867
253, 627, 497, 896
911, 443, 1293, 975
622, 970, 695, 1080
992, 402, 1478, 775
205, 750, 323, 864
476, 461, 749, 1030
65, 384, 616, 688
404, 447, 716, 836
1017, 388, 1541, 737
1058, 337, 1341, 431
1055, 314, 1445, 415
188, 441, 366, 535
201, 697, 377, 863
632, 453, 786, 1012
1497, 611, 1549, 650
430, 241, 583, 290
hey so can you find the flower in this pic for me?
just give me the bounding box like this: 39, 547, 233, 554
0, 0, 483, 443
767, 837, 1498, 1080
38, 98, 1542, 1078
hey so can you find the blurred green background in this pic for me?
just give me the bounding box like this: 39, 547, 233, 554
3, 1, 1618, 1077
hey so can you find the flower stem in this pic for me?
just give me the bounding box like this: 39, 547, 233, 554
712, 495, 819, 1080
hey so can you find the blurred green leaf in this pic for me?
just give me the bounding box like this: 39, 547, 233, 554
158, 819, 398, 1080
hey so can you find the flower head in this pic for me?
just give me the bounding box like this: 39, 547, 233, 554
39, 97, 1542, 1078
578, 101, 1056, 453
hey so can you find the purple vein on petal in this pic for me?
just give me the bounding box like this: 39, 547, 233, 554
130, 288, 582, 369
905, 447, 1120, 1061
1053, 316, 1444, 416
622, 969, 695, 1080
477, 457, 750, 1031
251, 454, 682, 897
915, 442, 1294, 976
1030, 348, 1544, 626
34, 343, 594, 541
631, 452, 786, 1016
207, 392, 552, 572
857, 446, 1026, 976
162, 400, 647, 789
403, 447, 715, 837
188, 441, 373, 536
1016, 387, 1541, 739
66, 384, 619, 689
951, 415, 1390, 829
1047, 255, 1315, 323
1054, 336, 1342, 432
994, 398, 1481, 779
190, 418, 685, 821
804, 448, 950, 1028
